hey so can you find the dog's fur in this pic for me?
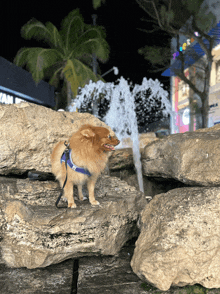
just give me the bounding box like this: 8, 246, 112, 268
51, 124, 120, 208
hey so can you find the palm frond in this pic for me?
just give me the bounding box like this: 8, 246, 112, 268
48, 66, 64, 87
74, 58, 100, 87
44, 60, 66, 79
76, 54, 93, 67
60, 9, 85, 49
62, 59, 83, 96
63, 58, 103, 96
14, 47, 31, 67
15, 8, 110, 105
14, 47, 62, 84
45, 22, 64, 50
21, 18, 64, 49
71, 26, 109, 62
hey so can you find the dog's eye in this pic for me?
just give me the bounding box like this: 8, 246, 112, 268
108, 134, 111, 139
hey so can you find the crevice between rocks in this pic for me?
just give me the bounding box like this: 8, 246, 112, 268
0, 168, 197, 293
3, 170, 55, 181
71, 259, 79, 294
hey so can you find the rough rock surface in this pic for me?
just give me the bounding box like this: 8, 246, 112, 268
131, 186, 220, 291
78, 244, 145, 294
109, 148, 134, 170
121, 133, 158, 149
142, 125, 220, 185
0, 175, 146, 269
0, 102, 117, 176
0, 259, 75, 294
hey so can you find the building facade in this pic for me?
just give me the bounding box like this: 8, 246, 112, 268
162, 0, 220, 133
168, 43, 220, 134
0, 56, 55, 108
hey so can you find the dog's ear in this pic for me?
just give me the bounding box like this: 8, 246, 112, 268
81, 128, 95, 138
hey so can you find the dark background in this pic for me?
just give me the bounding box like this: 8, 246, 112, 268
1, 0, 171, 132
1, 0, 170, 89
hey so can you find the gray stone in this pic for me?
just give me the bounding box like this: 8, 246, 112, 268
108, 148, 134, 170
0, 175, 146, 269
131, 186, 220, 291
120, 132, 158, 149
0, 259, 74, 294
78, 245, 145, 294
142, 124, 220, 186
0, 102, 117, 176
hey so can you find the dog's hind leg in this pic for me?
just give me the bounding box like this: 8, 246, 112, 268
78, 184, 84, 201
64, 180, 76, 208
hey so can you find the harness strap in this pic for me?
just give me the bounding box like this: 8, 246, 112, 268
61, 149, 91, 177
55, 141, 69, 208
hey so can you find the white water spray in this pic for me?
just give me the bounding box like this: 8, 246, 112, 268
68, 76, 172, 194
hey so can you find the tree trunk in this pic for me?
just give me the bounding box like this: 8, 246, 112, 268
201, 93, 209, 128
201, 58, 212, 128
92, 53, 99, 117
66, 79, 73, 110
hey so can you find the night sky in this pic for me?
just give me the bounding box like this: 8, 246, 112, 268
1, 0, 170, 91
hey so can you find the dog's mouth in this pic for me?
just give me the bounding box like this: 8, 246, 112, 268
103, 144, 115, 151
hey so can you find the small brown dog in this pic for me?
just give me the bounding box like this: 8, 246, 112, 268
51, 124, 120, 208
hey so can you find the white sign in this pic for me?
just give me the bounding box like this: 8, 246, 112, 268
0, 92, 24, 104
182, 108, 190, 125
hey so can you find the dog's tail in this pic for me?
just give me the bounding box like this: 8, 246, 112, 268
51, 141, 67, 175
51, 141, 69, 208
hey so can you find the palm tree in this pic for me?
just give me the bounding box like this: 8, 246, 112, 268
14, 9, 109, 109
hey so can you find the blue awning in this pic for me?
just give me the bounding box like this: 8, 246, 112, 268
162, 21, 220, 77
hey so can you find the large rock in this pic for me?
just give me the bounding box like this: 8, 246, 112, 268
121, 133, 158, 149
142, 125, 220, 185
131, 186, 220, 291
78, 244, 144, 294
0, 102, 117, 176
0, 175, 146, 269
109, 148, 134, 170
0, 259, 75, 294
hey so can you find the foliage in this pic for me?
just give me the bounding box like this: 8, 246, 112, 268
136, 0, 215, 71
136, 0, 219, 128
14, 9, 109, 108
93, 0, 106, 9
138, 45, 171, 72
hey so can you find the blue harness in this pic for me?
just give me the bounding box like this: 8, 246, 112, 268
60, 149, 91, 177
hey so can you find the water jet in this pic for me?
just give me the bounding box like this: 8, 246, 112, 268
68, 77, 172, 194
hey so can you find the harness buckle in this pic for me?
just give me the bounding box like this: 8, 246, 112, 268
64, 141, 70, 149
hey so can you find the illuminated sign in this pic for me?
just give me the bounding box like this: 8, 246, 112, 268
182, 108, 190, 125
0, 92, 24, 104
173, 32, 199, 60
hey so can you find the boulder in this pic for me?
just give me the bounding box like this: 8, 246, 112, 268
0, 175, 146, 269
121, 133, 158, 150
0, 259, 75, 294
131, 186, 220, 291
139, 132, 158, 147
109, 148, 134, 170
78, 244, 144, 294
142, 125, 220, 185
0, 102, 117, 176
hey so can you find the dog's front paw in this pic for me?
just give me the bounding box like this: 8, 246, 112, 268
68, 202, 77, 209
90, 200, 100, 207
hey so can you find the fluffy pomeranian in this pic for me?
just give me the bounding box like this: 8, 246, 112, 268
51, 124, 120, 208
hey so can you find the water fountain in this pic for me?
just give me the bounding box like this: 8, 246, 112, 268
68, 76, 172, 194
